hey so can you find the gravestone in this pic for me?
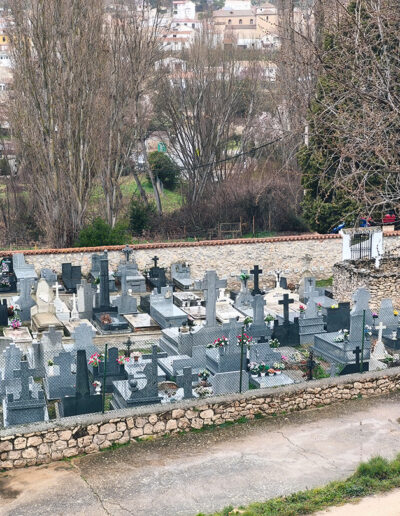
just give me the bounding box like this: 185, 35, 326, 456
272, 294, 300, 347
31, 279, 64, 332
351, 288, 373, 326
326, 302, 351, 333
0, 256, 16, 292
15, 278, 35, 322
41, 268, 57, 287
298, 276, 316, 303
149, 287, 187, 329
61, 263, 82, 293
44, 351, 76, 400
111, 277, 138, 315
93, 257, 128, 331
210, 369, 249, 395
233, 270, 253, 310
71, 322, 98, 357
378, 299, 398, 332
59, 350, 102, 417
250, 265, 263, 295
182, 366, 194, 399
116, 258, 146, 294
248, 294, 271, 341
298, 300, 325, 344
147, 256, 167, 293
53, 282, 70, 322
195, 270, 227, 327
0, 342, 22, 398
77, 279, 94, 320
248, 339, 281, 364
70, 293, 79, 321
92, 346, 128, 393
31, 325, 64, 377
111, 345, 162, 408
372, 321, 388, 361
206, 319, 245, 374
171, 263, 193, 290
313, 310, 371, 373
12, 253, 37, 289
3, 360, 48, 427
0, 299, 8, 326
91, 252, 117, 292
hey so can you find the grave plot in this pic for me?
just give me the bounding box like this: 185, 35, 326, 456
0, 256, 17, 293
146, 256, 167, 293
149, 286, 188, 329
171, 262, 193, 290
12, 253, 37, 290
115, 246, 146, 293
90, 251, 117, 292
31, 279, 64, 332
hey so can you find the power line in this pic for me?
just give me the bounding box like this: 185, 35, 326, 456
177, 135, 284, 172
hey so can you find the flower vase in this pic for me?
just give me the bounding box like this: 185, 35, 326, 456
260, 371, 266, 377
268, 373, 274, 377
275, 370, 282, 375
218, 346, 225, 355
300, 313, 305, 319
251, 373, 258, 378
133, 356, 140, 363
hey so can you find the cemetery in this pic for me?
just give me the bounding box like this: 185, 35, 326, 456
1, 228, 400, 469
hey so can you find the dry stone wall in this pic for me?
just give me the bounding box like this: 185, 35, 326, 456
333, 257, 400, 309
1, 367, 400, 470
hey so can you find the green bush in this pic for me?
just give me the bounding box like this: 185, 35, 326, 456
129, 196, 157, 236
75, 218, 128, 247
148, 151, 180, 190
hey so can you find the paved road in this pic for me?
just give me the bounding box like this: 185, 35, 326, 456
1, 393, 400, 516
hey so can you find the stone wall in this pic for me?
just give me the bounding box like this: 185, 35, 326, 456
333, 257, 400, 309
1, 367, 400, 470
3, 233, 400, 288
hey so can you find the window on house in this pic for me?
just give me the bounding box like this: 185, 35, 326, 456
228, 19, 232, 24
2, 37, 5, 42
192, 23, 195, 28
250, 19, 254, 24
239, 19, 242, 24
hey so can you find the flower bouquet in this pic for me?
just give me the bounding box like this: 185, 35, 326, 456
88, 352, 104, 367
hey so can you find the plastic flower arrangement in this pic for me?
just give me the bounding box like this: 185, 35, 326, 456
249, 362, 259, 375
331, 304, 339, 309
10, 318, 21, 330
372, 312, 378, 319
269, 338, 280, 348
213, 336, 228, 348
273, 362, 285, 371
117, 355, 129, 365
240, 273, 250, 282
317, 303, 322, 310
198, 370, 210, 381
394, 310, 399, 317
299, 305, 306, 313
88, 352, 104, 367
237, 333, 253, 348
264, 314, 275, 322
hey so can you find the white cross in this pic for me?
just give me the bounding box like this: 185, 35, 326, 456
377, 321, 386, 343
54, 282, 61, 299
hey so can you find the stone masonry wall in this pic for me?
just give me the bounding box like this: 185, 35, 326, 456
0, 234, 390, 289
1, 367, 400, 470
1, 233, 399, 288
333, 257, 400, 309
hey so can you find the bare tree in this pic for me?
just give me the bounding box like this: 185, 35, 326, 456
157, 27, 262, 205
10, 0, 105, 246
101, 1, 165, 223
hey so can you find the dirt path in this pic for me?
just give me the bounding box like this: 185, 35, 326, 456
1, 393, 400, 516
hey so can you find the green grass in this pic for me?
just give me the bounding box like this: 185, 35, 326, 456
91, 176, 183, 214
200, 455, 400, 516
241, 231, 276, 239
316, 277, 333, 288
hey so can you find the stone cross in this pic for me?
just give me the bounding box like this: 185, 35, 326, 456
377, 321, 386, 343
71, 293, 79, 321
152, 256, 159, 268
196, 270, 227, 327
279, 293, 294, 324
99, 256, 110, 308
250, 265, 263, 295
122, 245, 133, 263
252, 294, 266, 326
13, 360, 35, 401
53, 351, 75, 385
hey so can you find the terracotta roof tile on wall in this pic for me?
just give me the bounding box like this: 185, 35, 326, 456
1, 231, 400, 257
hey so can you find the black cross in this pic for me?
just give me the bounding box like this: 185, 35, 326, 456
152, 256, 159, 268
250, 265, 263, 295
352, 346, 361, 367
279, 293, 294, 323
306, 350, 316, 381
125, 336, 132, 357
122, 245, 133, 263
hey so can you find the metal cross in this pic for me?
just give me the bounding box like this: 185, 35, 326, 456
152, 256, 159, 268
352, 346, 361, 367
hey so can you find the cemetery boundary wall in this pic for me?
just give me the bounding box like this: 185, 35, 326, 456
2, 232, 400, 287
1, 366, 400, 470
